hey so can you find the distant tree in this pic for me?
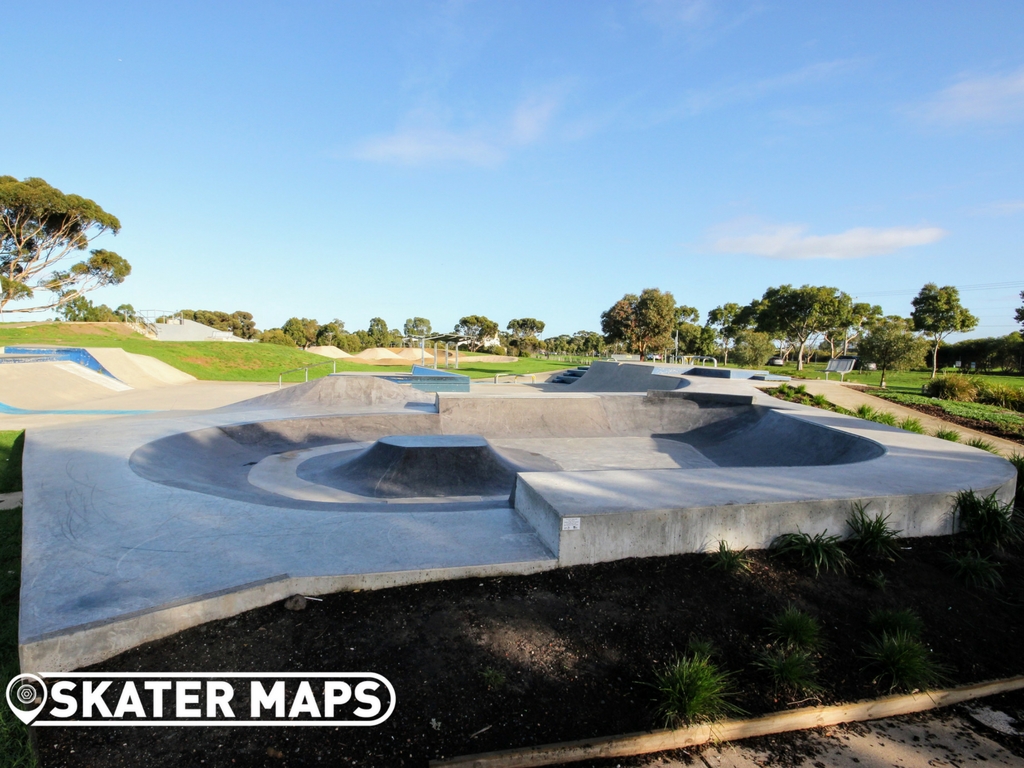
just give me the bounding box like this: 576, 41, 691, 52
819, 297, 882, 359
316, 321, 344, 346
707, 303, 745, 364
544, 334, 572, 355
910, 283, 979, 379
365, 317, 393, 348
403, 317, 432, 339
571, 330, 605, 357
1015, 291, 1024, 330
858, 316, 930, 387
335, 332, 363, 354
731, 330, 775, 368
282, 317, 320, 348
507, 318, 546, 356
1, 176, 132, 315
454, 315, 499, 351
601, 288, 676, 358
115, 304, 137, 322
57, 296, 119, 322
749, 284, 845, 371
180, 309, 258, 339
260, 328, 295, 346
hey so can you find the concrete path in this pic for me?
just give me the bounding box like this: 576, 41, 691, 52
761, 380, 1023, 458
632, 709, 1023, 767
0, 491, 22, 510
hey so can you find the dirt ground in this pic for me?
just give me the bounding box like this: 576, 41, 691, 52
32, 534, 1024, 768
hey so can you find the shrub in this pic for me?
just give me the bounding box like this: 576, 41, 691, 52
754, 648, 821, 694
651, 653, 744, 726
944, 551, 1004, 590
924, 374, 979, 402
965, 437, 1000, 454
954, 489, 1022, 547
479, 668, 506, 689
1010, 453, 1024, 508
795, 384, 807, 396
898, 416, 925, 434
847, 503, 902, 560
856, 404, 877, 420
811, 394, 829, 408
709, 540, 751, 574
934, 428, 961, 442
874, 411, 898, 426
865, 571, 889, 592
977, 381, 1024, 412
861, 630, 948, 693
771, 531, 851, 576
768, 606, 822, 650
869, 608, 924, 640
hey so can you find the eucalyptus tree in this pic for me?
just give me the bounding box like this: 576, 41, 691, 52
910, 283, 979, 378
454, 315, 499, 351
746, 285, 847, 371
600, 288, 676, 358
0, 176, 130, 314
858, 316, 930, 388
706, 303, 745, 364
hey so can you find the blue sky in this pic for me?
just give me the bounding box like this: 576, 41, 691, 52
4, 1, 1023, 338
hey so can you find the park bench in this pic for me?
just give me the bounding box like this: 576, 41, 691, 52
824, 357, 857, 382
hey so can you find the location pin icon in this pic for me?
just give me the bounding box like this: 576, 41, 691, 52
6, 673, 47, 725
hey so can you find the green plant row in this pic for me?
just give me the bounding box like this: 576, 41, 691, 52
652, 604, 947, 726
874, 391, 1024, 431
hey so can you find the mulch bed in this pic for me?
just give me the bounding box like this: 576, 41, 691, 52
35, 537, 1024, 768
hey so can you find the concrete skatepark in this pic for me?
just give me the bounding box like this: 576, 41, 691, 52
9, 359, 1018, 675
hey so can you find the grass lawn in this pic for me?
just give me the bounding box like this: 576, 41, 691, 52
0, 432, 24, 495
0, 323, 575, 383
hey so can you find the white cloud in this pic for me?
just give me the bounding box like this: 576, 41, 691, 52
916, 68, 1024, 125
671, 58, 862, 118
712, 223, 948, 260
981, 200, 1024, 216
353, 91, 563, 167
511, 94, 561, 144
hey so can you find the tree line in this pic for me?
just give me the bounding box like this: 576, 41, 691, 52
3, 176, 1022, 378
598, 282, 994, 380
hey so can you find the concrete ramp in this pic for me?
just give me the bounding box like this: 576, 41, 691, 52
567, 361, 685, 392
224, 374, 436, 411
85, 348, 195, 388
0, 361, 132, 410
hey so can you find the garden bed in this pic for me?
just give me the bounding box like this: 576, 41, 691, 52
859, 390, 1024, 447
36, 532, 1024, 767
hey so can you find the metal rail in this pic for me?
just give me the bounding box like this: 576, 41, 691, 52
278, 360, 337, 388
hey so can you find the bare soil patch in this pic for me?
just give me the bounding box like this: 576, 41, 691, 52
34, 537, 1024, 768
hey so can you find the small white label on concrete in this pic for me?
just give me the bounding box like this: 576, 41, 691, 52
562, 517, 581, 531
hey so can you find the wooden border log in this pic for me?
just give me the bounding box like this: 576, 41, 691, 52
430, 675, 1024, 768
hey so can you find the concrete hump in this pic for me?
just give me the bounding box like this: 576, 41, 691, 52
567, 361, 685, 393
84, 348, 196, 388
223, 374, 436, 411
329, 435, 517, 498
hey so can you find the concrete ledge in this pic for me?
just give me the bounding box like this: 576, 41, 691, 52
20, 559, 557, 675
